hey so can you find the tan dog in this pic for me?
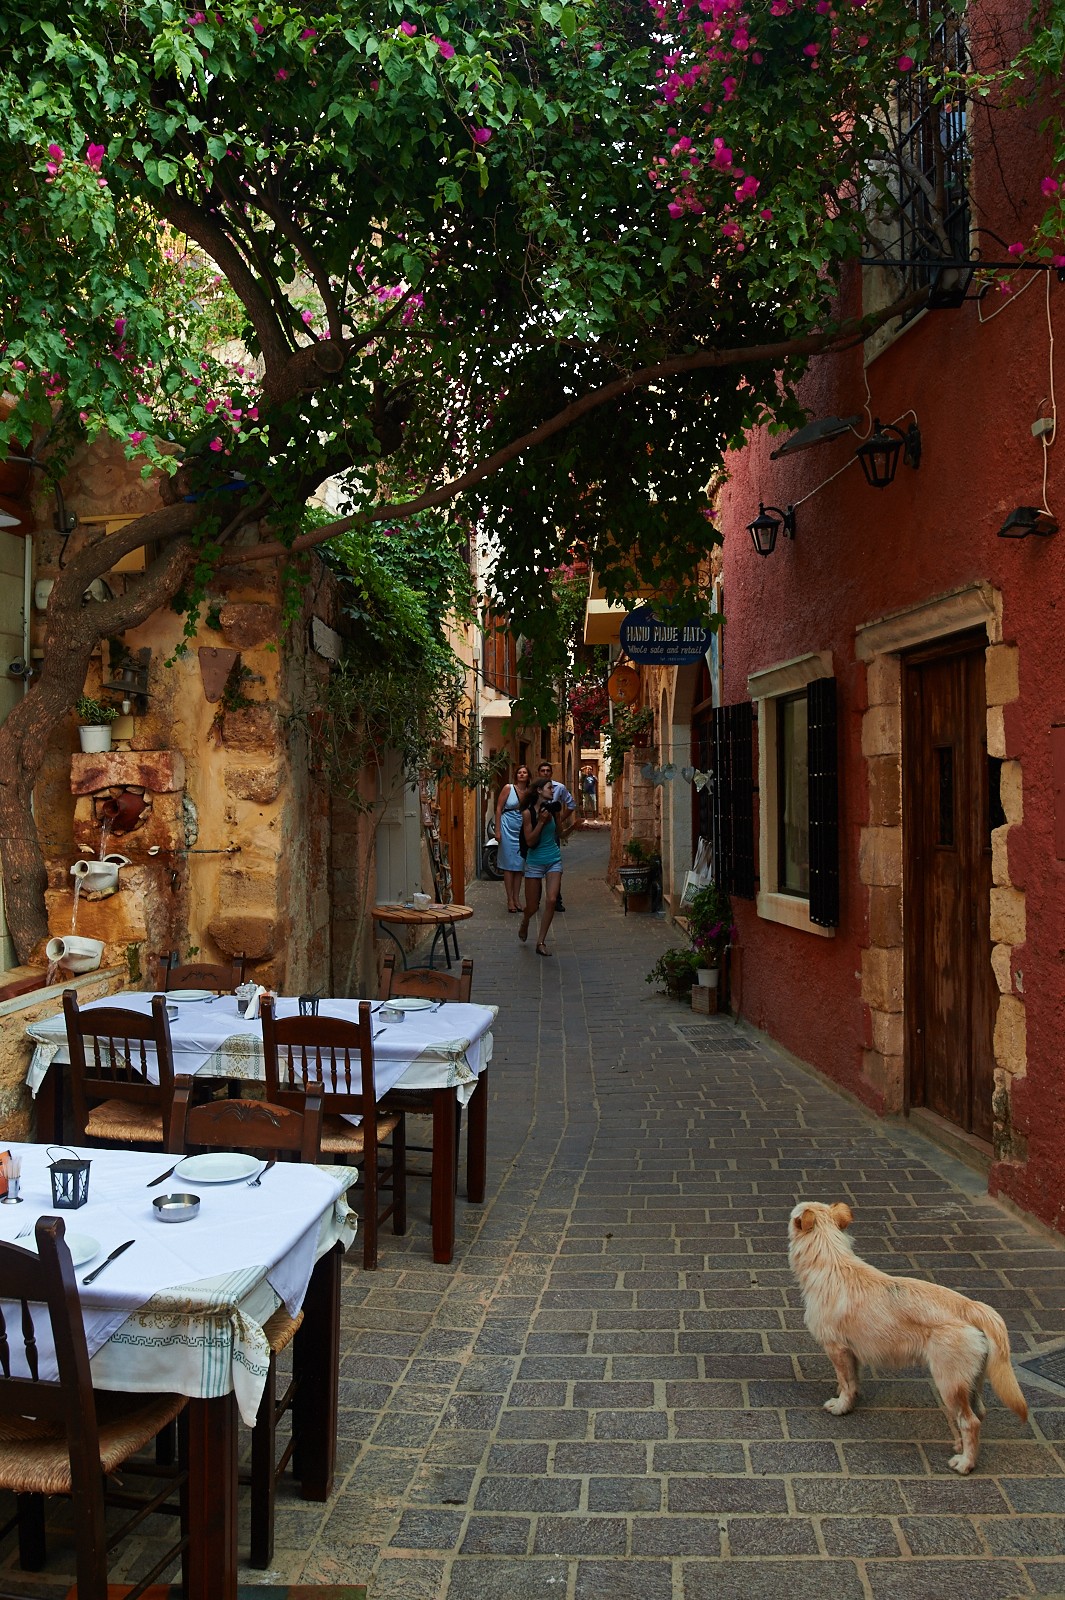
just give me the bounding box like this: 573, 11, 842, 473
788, 1200, 1028, 1473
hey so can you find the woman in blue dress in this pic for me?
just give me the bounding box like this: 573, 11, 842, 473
518, 776, 563, 955
495, 764, 530, 913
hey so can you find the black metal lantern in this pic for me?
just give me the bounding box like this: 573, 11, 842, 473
747, 503, 796, 557
47, 1147, 91, 1210
926, 261, 977, 310
856, 419, 922, 489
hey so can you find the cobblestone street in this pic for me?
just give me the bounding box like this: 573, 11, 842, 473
274, 828, 1065, 1600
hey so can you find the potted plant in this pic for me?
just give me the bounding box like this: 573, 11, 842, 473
646, 946, 700, 1000
686, 882, 736, 989
75, 695, 118, 753
619, 837, 656, 896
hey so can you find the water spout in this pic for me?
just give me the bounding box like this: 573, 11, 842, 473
71, 876, 82, 931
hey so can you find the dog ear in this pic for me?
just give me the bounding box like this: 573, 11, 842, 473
797, 1208, 819, 1233
830, 1203, 853, 1230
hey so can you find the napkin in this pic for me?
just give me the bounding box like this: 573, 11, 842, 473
242, 985, 270, 1021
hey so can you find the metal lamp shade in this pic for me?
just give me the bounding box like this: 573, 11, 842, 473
747, 505, 780, 557
48, 1148, 91, 1209
856, 421, 902, 489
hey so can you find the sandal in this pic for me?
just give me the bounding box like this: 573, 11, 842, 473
536, 943, 553, 957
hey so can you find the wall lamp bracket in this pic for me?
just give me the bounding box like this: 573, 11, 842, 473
996, 506, 1058, 539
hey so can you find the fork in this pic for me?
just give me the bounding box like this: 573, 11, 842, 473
248, 1158, 276, 1187
15, 1222, 33, 1240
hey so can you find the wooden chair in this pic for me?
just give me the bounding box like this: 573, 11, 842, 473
378, 954, 476, 1187
62, 990, 176, 1148
0, 1216, 188, 1600
379, 953, 473, 1005
260, 997, 406, 1272
167, 1077, 325, 1570
162, 955, 246, 992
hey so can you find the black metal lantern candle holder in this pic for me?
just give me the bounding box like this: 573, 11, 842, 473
47, 1147, 91, 1210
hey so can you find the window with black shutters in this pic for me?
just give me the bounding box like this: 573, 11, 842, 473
747, 656, 840, 934
710, 701, 756, 900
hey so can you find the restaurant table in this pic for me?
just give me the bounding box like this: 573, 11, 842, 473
26, 991, 496, 1264
0, 1140, 356, 1600
372, 899, 473, 968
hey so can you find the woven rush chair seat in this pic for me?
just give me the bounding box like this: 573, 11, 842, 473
63, 989, 177, 1151
84, 1099, 165, 1144
320, 1110, 401, 1157
0, 1390, 186, 1496
261, 1306, 303, 1358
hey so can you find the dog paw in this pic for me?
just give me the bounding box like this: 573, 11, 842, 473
824, 1396, 855, 1416
947, 1454, 975, 1475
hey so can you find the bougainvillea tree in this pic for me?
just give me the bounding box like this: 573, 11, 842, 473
0, 0, 1062, 957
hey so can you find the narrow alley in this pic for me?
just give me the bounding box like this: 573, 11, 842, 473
284, 829, 1065, 1600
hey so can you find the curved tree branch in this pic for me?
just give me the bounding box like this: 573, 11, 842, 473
228, 284, 928, 565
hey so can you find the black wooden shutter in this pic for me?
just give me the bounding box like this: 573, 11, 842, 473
807, 676, 840, 927
711, 702, 756, 899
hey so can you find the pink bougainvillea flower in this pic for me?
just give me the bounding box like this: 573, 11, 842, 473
472, 127, 492, 145
668, 200, 685, 219
760, 207, 773, 220
1051, 253, 1065, 268
301, 309, 314, 324
1007, 241, 1025, 256
856, 33, 868, 45
247, 407, 259, 420
1041, 176, 1060, 196
129, 431, 147, 445
85, 142, 106, 169
209, 437, 224, 451
300, 27, 317, 39
251, 15, 264, 33
48, 143, 64, 161
433, 35, 455, 57
400, 20, 417, 35
803, 42, 819, 57
275, 67, 289, 79
897, 54, 914, 71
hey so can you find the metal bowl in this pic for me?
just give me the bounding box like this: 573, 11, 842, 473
152, 1192, 200, 1223
379, 1006, 405, 1023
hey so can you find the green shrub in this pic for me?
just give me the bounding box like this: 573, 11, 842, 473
75, 695, 118, 724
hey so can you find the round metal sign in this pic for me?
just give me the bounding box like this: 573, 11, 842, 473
619, 604, 713, 666
606, 663, 641, 706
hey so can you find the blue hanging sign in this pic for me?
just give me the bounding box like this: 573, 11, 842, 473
619, 604, 713, 666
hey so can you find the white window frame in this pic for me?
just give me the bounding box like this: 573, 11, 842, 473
747, 651, 836, 939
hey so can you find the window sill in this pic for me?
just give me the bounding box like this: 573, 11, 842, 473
756, 891, 835, 938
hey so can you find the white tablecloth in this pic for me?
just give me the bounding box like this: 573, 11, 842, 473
0, 1143, 356, 1424
26, 992, 497, 1108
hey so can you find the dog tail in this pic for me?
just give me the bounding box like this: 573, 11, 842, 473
968, 1301, 1028, 1421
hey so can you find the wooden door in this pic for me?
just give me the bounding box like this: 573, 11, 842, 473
437, 756, 466, 905
903, 634, 996, 1142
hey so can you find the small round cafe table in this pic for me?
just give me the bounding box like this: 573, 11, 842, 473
372, 902, 473, 969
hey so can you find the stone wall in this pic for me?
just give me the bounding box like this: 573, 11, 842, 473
0, 968, 125, 1140
31, 436, 339, 998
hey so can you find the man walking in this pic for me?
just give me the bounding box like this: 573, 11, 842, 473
537, 761, 576, 911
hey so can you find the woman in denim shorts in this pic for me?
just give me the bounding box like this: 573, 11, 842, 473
518, 777, 562, 956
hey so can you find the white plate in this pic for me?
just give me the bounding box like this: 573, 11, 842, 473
385, 996, 438, 1013
167, 990, 216, 1003
173, 1152, 260, 1183
22, 1231, 99, 1268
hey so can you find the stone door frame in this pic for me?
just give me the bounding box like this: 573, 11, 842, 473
855, 582, 1026, 1162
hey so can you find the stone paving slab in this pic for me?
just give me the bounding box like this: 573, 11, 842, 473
4, 830, 1065, 1598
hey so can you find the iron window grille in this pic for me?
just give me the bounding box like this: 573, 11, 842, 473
877, 1, 970, 305
711, 702, 756, 900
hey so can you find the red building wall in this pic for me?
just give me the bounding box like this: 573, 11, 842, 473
716, 89, 1065, 1226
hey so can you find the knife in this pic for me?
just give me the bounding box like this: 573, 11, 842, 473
82, 1239, 135, 1285
146, 1163, 179, 1188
